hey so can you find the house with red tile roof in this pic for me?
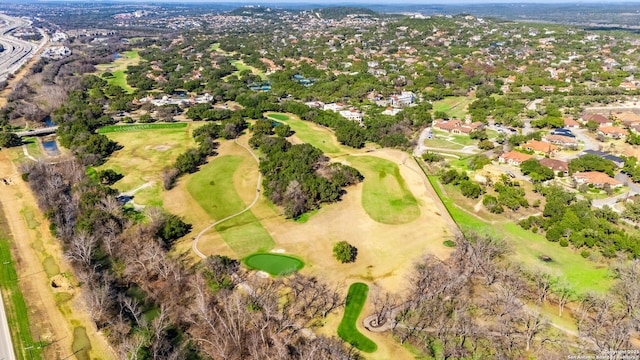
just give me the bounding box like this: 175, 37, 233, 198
572, 171, 622, 188
543, 135, 579, 149
433, 119, 484, 135
563, 117, 580, 129
522, 140, 557, 154
580, 113, 612, 127
597, 126, 628, 139
539, 158, 569, 176
498, 151, 534, 166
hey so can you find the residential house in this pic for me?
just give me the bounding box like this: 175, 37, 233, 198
572, 171, 622, 188
305, 101, 325, 109
498, 151, 534, 166
615, 112, 640, 127
433, 119, 484, 135
582, 150, 625, 167
382, 107, 402, 116
522, 140, 557, 154
339, 109, 364, 123
389, 91, 415, 107
324, 103, 346, 112
563, 117, 581, 129
629, 124, 640, 134
597, 126, 629, 139
539, 158, 569, 176
543, 134, 579, 149
540, 85, 555, 92
580, 113, 612, 127
619, 81, 637, 91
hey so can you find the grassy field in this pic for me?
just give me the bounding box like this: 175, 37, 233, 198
228, 59, 267, 81
347, 156, 420, 224
0, 206, 43, 360
432, 96, 473, 119
426, 173, 612, 295
98, 123, 187, 133
265, 112, 345, 154
97, 123, 198, 200
187, 155, 274, 257
95, 50, 140, 94
337, 282, 377, 353
243, 253, 304, 276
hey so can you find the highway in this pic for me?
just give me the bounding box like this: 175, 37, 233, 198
0, 14, 45, 82
0, 289, 16, 360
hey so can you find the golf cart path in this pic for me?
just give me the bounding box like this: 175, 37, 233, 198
192, 139, 262, 259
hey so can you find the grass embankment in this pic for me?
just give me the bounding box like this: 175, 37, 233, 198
0, 204, 43, 360
347, 156, 420, 224
187, 155, 274, 257
265, 112, 345, 155
97, 123, 197, 206
424, 171, 611, 295
244, 253, 304, 276
337, 282, 377, 353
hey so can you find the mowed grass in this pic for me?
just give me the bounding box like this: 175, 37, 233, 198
432, 96, 472, 119
425, 173, 612, 295
337, 282, 377, 353
0, 207, 42, 360
347, 156, 420, 224
244, 253, 304, 276
265, 112, 344, 154
98, 123, 187, 133
230, 59, 266, 80
187, 155, 274, 257
98, 124, 198, 196
95, 50, 140, 94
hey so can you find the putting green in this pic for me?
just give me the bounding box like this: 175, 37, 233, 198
244, 253, 304, 276
337, 282, 377, 353
347, 156, 420, 224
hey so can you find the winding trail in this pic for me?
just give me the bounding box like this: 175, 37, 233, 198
192, 139, 262, 259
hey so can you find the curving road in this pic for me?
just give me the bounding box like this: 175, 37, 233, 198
192, 139, 262, 259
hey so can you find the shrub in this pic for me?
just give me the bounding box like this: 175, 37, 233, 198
581, 250, 590, 258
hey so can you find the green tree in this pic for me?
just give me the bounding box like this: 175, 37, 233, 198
0, 132, 21, 147
333, 241, 357, 263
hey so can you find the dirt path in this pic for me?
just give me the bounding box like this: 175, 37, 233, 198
0, 152, 115, 359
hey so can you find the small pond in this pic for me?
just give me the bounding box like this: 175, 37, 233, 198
42, 140, 60, 156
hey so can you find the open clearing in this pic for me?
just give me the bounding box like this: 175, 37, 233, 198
346, 156, 420, 224
427, 174, 612, 295
432, 96, 473, 119
337, 282, 377, 353
265, 112, 346, 155
187, 154, 274, 257
244, 253, 304, 276
95, 50, 140, 94
98, 123, 200, 205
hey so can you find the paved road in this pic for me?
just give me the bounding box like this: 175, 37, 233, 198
16, 126, 58, 137
0, 14, 45, 82
0, 289, 17, 360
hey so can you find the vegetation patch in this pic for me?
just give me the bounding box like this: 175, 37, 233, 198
425, 172, 612, 295
266, 112, 343, 154
347, 155, 420, 224
187, 155, 274, 256
243, 253, 304, 276
0, 207, 42, 360
337, 282, 377, 353
98, 123, 187, 133
71, 326, 92, 360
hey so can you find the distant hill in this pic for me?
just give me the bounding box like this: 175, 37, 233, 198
229, 5, 292, 17
314, 7, 379, 20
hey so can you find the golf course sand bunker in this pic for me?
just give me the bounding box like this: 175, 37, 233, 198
244, 253, 304, 276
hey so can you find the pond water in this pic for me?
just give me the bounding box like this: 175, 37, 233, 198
44, 117, 57, 127
113, 52, 121, 59
42, 140, 60, 156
